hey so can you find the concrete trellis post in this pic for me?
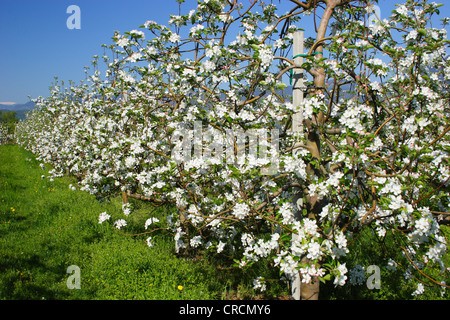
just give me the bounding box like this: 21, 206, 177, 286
292, 31, 305, 139
291, 30, 305, 300
121, 90, 130, 205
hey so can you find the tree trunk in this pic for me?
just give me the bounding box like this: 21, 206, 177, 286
121, 191, 129, 204
291, 0, 344, 300
300, 257, 320, 300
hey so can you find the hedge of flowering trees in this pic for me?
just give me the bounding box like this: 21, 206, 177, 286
0, 110, 18, 144
15, 0, 449, 299
0, 123, 11, 144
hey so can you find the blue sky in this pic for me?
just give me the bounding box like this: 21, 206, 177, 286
0, 0, 448, 104
0, 0, 193, 104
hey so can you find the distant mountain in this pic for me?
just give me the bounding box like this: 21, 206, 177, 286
0, 101, 35, 120
0, 101, 35, 112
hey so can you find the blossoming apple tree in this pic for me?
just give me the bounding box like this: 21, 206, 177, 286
15, 0, 449, 299
0, 123, 10, 145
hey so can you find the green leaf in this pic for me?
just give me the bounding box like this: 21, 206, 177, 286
320, 274, 332, 283
275, 83, 287, 90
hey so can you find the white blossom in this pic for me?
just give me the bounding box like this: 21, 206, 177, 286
114, 219, 127, 229
98, 212, 111, 224
232, 203, 250, 219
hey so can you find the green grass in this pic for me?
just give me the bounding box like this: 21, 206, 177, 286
0, 144, 282, 300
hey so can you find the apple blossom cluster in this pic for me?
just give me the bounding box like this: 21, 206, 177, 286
15, 0, 449, 296
0, 123, 10, 145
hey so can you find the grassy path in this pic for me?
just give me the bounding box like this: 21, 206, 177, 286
0, 145, 231, 300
